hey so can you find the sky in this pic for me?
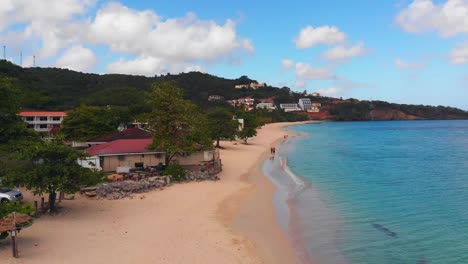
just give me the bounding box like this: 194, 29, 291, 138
1, 0, 467, 109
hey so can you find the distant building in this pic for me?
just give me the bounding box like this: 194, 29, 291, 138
229, 97, 255, 111
310, 92, 320, 97
298, 98, 312, 111
208, 95, 224, 102
280, 103, 301, 112
234, 84, 249, 89
249, 82, 266, 89
234, 82, 266, 90
18, 111, 67, 133
309, 103, 322, 113
256, 102, 276, 111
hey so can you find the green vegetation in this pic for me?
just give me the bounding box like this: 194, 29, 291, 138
207, 107, 239, 148
3, 140, 103, 212
1, 60, 467, 123
61, 105, 120, 142
163, 164, 187, 182
145, 82, 213, 164
0, 202, 35, 240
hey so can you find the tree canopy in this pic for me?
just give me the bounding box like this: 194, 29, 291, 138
4, 140, 102, 212
61, 105, 119, 142
207, 107, 239, 148
145, 82, 213, 164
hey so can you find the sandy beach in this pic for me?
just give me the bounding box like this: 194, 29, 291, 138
0, 122, 304, 264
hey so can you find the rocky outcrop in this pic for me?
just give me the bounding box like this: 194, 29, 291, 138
369, 109, 420, 120
81, 171, 220, 200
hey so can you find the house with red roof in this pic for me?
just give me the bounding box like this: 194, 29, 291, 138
83, 132, 220, 172
18, 111, 67, 133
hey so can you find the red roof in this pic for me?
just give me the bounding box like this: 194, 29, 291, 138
85, 139, 160, 156
88, 127, 151, 142
18, 111, 67, 117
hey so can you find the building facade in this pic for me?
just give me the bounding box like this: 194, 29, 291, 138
280, 103, 301, 112
256, 102, 276, 111
18, 111, 67, 133
298, 98, 312, 111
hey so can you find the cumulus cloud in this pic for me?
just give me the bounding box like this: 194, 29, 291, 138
322, 42, 366, 61
295, 62, 334, 80
394, 58, 426, 68
107, 57, 205, 76
88, 3, 253, 62
281, 59, 295, 69
294, 26, 346, 49
449, 44, 468, 64
395, 0, 468, 37
316, 87, 343, 96
0, 1, 253, 75
55, 45, 96, 72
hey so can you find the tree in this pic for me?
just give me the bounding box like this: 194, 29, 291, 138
207, 107, 239, 148
237, 114, 260, 144
0, 77, 30, 145
61, 105, 117, 142
4, 141, 102, 212
145, 81, 212, 164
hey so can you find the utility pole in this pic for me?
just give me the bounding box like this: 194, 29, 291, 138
3, 45, 5, 60
33, 55, 36, 67
20, 52, 22, 66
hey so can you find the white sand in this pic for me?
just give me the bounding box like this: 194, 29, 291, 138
0, 122, 304, 264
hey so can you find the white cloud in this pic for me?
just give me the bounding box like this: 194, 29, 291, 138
294, 26, 346, 49
88, 3, 253, 62
295, 62, 334, 80
107, 57, 205, 76
449, 44, 468, 64
0, 1, 253, 75
395, 0, 468, 37
282, 59, 295, 69
322, 42, 366, 61
55, 45, 96, 72
394, 58, 426, 68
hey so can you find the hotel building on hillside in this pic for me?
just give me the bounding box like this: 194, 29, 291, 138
298, 98, 312, 111
18, 111, 67, 133
280, 103, 301, 112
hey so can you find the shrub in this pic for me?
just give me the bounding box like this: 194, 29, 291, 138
163, 164, 187, 182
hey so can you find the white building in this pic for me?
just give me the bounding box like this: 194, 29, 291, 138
256, 102, 276, 111
310, 92, 320, 97
280, 104, 301, 112
249, 82, 266, 89
298, 98, 312, 111
234, 84, 249, 89
18, 111, 67, 132
208, 95, 224, 101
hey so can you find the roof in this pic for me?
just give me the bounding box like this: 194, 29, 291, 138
88, 127, 151, 143
18, 111, 67, 117
85, 139, 161, 156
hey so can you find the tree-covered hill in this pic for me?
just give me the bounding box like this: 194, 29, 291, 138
1, 59, 467, 121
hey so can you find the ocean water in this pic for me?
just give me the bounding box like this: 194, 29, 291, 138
264, 120, 468, 264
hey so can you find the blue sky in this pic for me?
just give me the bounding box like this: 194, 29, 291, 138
1, 0, 467, 109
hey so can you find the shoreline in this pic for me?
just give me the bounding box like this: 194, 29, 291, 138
0, 121, 311, 264
218, 121, 314, 264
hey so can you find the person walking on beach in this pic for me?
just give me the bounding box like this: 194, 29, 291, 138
272, 147, 276, 155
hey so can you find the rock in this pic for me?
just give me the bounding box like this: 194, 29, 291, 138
85, 191, 97, 197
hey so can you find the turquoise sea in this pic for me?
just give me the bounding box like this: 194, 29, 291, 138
263, 120, 468, 264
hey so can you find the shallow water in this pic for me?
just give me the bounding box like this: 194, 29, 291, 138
265, 120, 468, 264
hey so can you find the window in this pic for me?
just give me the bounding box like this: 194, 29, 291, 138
118, 155, 125, 161
25, 117, 34, 121
39, 124, 47, 129
155, 153, 162, 159
39, 117, 47, 121
52, 117, 61, 121
27, 124, 34, 129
